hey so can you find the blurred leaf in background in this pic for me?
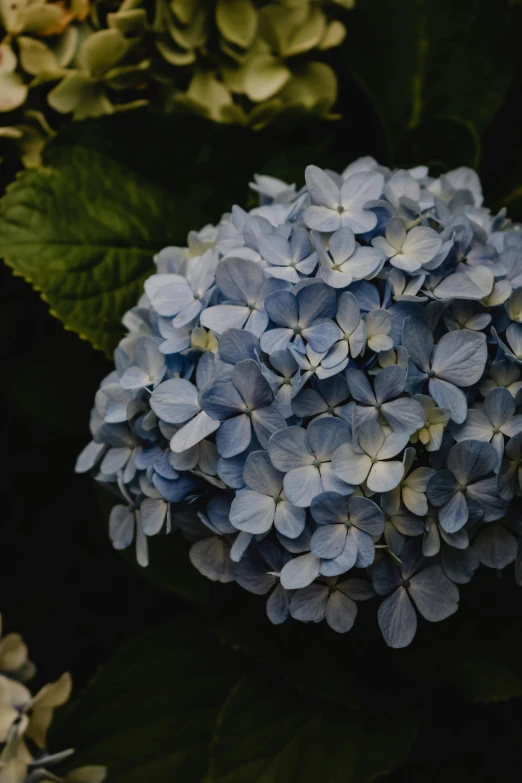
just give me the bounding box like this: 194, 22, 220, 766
345, 0, 516, 164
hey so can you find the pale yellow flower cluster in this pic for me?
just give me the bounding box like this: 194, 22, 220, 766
0, 614, 106, 783
0, 0, 354, 164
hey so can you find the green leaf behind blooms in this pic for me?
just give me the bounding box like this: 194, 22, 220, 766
0, 112, 253, 357
51, 624, 238, 783
0, 126, 208, 356
346, 0, 515, 161
52, 623, 418, 783
206, 677, 418, 783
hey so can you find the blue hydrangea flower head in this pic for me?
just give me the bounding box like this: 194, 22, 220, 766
77, 157, 522, 648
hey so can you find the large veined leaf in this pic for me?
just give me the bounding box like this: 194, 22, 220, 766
0, 110, 346, 355
347, 0, 515, 157
206, 677, 418, 783
0, 133, 210, 356
0, 112, 252, 356
51, 624, 238, 783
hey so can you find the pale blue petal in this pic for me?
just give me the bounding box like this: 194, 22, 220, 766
303, 206, 341, 232
358, 419, 385, 457
331, 443, 371, 485
318, 463, 356, 495
474, 524, 517, 569
75, 440, 106, 473
266, 584, 291, 625
484, 386, 515, 427
109, 505, 134, 550
264, 290, 298, 327
260, 327, 293, 354
296, 282, 337, 324
447, 440, 497, 483
374, 365, 406, 403
310, 524, 347, 559
329, 226, 356, 262
140, 498, 168, 536
310, 491, 348, 525
269, 349, 298, 377
292, 388, 327, 418
219, 329, 260, 364
200, 497, 234, 535
244, 308, 269, 337
409, 566, 459, 622
242, 450, 282, 495
232, 359, 273, 409
290, 584, 329, 622
452, 408, 493, 443
216, 414, 252, 458
382, 398, 426, 435
199, 380, 244, 420
230, 531, 253, 562
251, 403, 287, 448
346, 368, 376, 404
467, 477, 508, 521
349, 495, 385, 536
307, 416, 352, 460
431, 330, 487, 386
305, 165, 340, 208
100, 447, 131, 475
216, 257, 265, 302
280, 552, 321, 589
196, 352, 217, 391
150, 378, 199, 424
351, 527, 375, 568
284, 465, 323, 507
274, 501, 306, 538
200, 304, 249, 335
319, 532, 358, 576
401, 317, 432, 372
372, 557, 401, 595
230, 490, 275, 534
170, 410, 220, 453
441, 545, 479, 584
189, 538, 234, 583
429, 378, 468, 424
268, 426, 313, 471
325, 591, 357, 633
367, 460, 405, 492
438, 491, 468, 533
120, 365, 151, 390
303, 319, 341, 353
152, 474, 197, 503
378, 587, 417, 648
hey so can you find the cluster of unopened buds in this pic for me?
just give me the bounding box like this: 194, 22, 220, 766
78, 156, 522, 648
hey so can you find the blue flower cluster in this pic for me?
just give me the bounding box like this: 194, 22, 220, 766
78, 159, 522, 648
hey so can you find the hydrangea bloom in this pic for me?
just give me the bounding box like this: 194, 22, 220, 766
0, 613, 106, 783
78, 157, 522, 648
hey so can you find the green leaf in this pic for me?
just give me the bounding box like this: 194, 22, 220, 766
394, 117, 481, 171
0, 144, 192, 356
0, 110, 260, 356
52, 623, 238, 782
207, 678, 418, 783
457, 657, 522, 704
347, 0, 515, 158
